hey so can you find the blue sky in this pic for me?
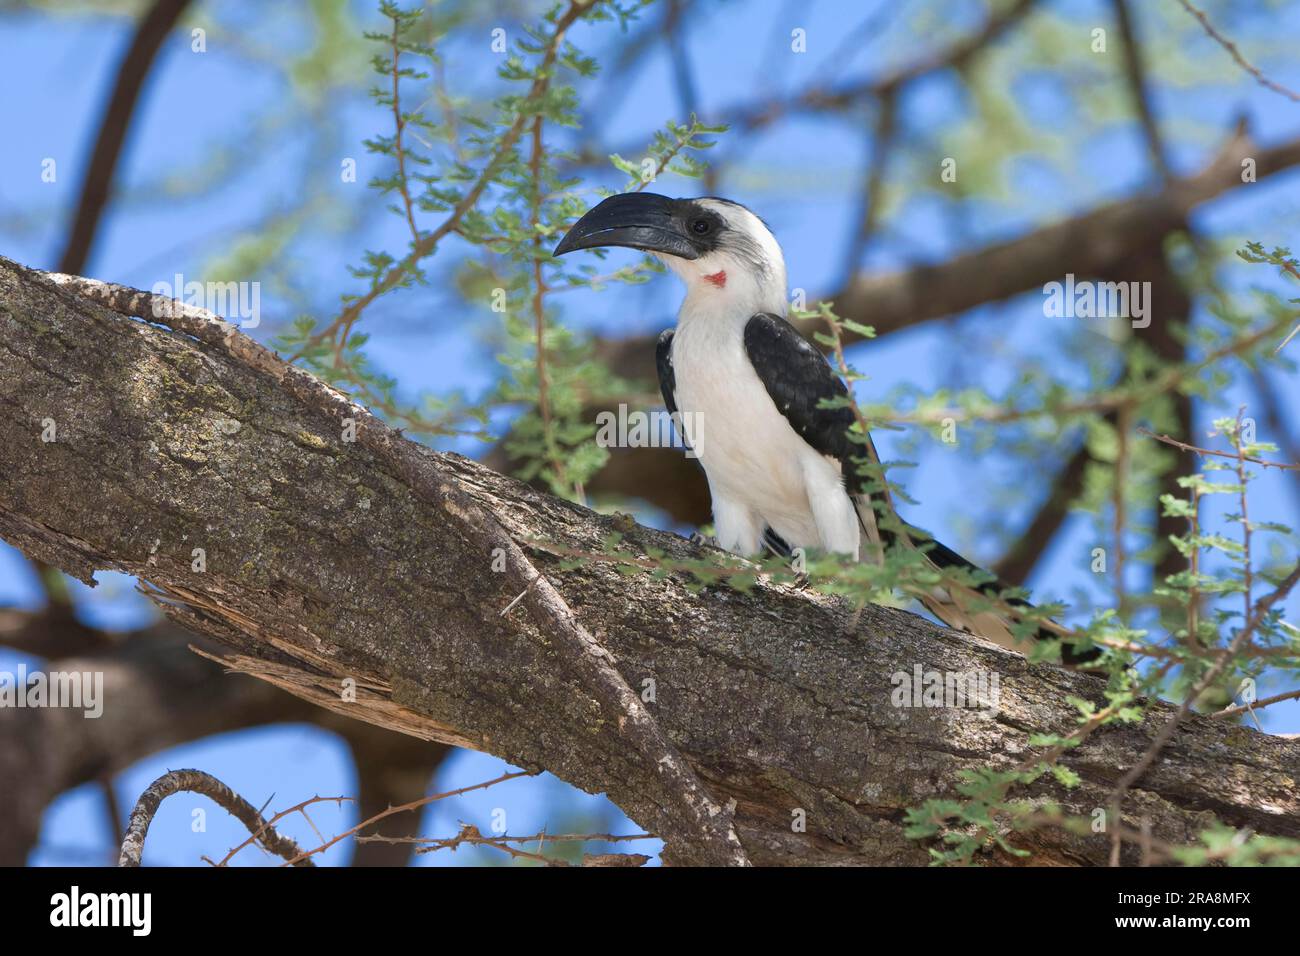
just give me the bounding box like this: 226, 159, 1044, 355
0, 0, 1297, 865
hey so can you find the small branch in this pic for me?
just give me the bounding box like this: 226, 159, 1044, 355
1188, 484, 1202, 649
1106, 564, 1300, 863
1174, 0, 1300, 104
119, 769, 315, 867
664, 0, 698, 120
360, 828, 653, 847
388, 14, 421, 248
529, 114, 568, 494
331, 9, 426, 370
631, 118, 707, 193
361, 824, 654, 866
721, 0, 1040, 133
1111, 0, 1174, 184
1138, 426, 1300, 471
296, 0, 591, 360
842, 90, 898, 278
1113, 405, 1132, 614
1233, 410, 1254, 626
212, 793, 352, 866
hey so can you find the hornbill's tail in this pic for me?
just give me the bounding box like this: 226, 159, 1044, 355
760, 500, 1098, 665
906, 531, 1099, 666
850, 496, 1099, 666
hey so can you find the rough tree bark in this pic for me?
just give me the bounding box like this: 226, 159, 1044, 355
1, 256, 1296, 865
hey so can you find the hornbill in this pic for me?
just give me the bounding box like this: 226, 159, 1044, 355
555, 192, 1090, 662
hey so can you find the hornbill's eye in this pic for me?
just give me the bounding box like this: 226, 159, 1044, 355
690, 218, 711, 235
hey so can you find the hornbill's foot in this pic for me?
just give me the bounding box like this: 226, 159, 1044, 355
689, 531, 717, 549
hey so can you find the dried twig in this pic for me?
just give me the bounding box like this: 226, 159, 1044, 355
213, 793, 352, 867
277, 770, 531, 867
360, 823, 655, 866
1215, 686, 1300, 720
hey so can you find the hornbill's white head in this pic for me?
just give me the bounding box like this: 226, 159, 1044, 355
553, 193, 788, 316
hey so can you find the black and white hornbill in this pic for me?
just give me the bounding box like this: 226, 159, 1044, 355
555, 192, 1088, 662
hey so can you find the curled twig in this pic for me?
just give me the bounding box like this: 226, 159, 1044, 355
119, 769, 317, 867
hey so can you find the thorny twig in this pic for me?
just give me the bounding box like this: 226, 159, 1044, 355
294, 0, 594, 362
359, 825, 654, 866
276, 770, 531, 867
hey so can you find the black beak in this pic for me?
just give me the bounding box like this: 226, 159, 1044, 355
553, 192, 700, 260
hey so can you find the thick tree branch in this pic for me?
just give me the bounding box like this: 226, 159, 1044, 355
2, 256, 1297, 865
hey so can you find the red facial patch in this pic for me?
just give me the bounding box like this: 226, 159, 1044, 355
703, 270, 728, 288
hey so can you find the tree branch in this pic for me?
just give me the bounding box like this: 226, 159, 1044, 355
2, 256, 1297, 865
1174, 0, 1300, 104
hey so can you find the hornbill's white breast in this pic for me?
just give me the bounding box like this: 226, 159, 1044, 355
669, 303, 859, 558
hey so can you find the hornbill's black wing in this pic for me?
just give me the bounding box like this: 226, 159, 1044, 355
742, 312, 873, 496
655, 328, 678, 420
742, 312, 886, 557
656, 327, 698, 461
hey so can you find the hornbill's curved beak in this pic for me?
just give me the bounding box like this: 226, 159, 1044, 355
552, 192, 701, 260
